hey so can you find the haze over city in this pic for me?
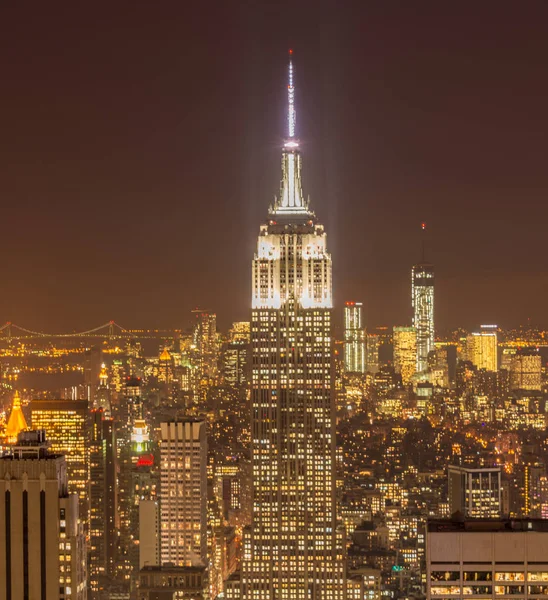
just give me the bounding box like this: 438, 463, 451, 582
2, 2, 548, 331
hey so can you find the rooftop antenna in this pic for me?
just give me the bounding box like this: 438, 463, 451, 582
421, 222, 427, 263
285, 49, 298, 149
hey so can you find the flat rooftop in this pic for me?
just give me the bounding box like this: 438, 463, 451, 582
428, 518, 548, 533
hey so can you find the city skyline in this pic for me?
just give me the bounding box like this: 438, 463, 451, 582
2, 3, 548, 331
3, 8, 548, 600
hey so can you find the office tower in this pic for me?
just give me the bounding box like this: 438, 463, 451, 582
138, 565, 208, 600
192, 309, 218, 380
222, 321, 250, 387
127, 395, 156, 574
466, 326, 498, 372
117, 378, 156, 582
0, 430, 86, 600
94, 363, 111, 416
426, 517, 548, 600
89, 410, 118, 596
160, 420, 207, 567
30, 399, 89, 522
5, 390, 28, 444
412, 260, 435, 374
427, 347, 450, 388
392, 326, 417, 385
511, 348, 542, 392
85, 346, 103, 405
234, 52, 345, 599
344, 302, 366, 373
366, 333, 380, 374
158, 347, 173, 385
448, 465, 502, 518
523, 459, 545, 518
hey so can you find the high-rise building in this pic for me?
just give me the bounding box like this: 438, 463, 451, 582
30, 399, 89, 523
88, 410, 118, 597
448, 465, 502, 518
231, 52, 345, 599
125, 393, 156, 576
344, 302, 366, 373
392, 326, 417, 385
94, 363, 111, 416
192, 309, 218, 380
366, 334, 380, 374
466, 326, 498, 372
511, 348, 542, 392
412, 262, 435, 373
426, 517, 548, 600
0, 430, 87, 600
523, 459, 545, 518
159, 420, 207, 567
222, 321, 250, 387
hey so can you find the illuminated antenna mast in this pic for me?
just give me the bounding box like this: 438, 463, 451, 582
286, 49, 298, 146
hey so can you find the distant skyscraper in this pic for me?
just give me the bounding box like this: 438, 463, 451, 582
0, 430, 87, 600
511, 348, 542, 391
222, 321, 250, 387
412, 261, 434, 373
366, 333, 380, 374
466, 326, 498, 372
393, 326, 417, 385
30, 399, 89, 523
232, 51, 345, 600
192, 309, 218, 380
448, 465, 502, 518
160, 420, 207, 567
94, 363, 111, 416
89, 409, 118, 596
344, 302, 366, 373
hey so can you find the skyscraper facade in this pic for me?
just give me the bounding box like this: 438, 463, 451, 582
365, 334, 380, 374
448, 465, 502, 518
89, 410, 118, 596
30, 399, 89, 524
466, 328, 498, 372
234, 52, 345, 600
159, 420, 207, 568
192, 309, 218, 381
411, 263, 434, 373
393, 326, 417, 385
344, 302, 366, 373
511, 348, 542, 391
0, 430, 87, 600
223, 321, 250, 387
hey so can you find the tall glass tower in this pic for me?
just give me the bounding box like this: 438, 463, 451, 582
344, 302, 366, 373
412, 262, 434, 373
233, 52, 345, 600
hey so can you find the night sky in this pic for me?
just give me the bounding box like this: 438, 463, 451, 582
2, 2, 548, 332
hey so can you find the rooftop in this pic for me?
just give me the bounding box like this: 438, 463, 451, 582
428, 518, 548, 533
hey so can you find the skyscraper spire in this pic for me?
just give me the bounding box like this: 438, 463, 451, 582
272, 49, 308, 214
286, 49, 297, 144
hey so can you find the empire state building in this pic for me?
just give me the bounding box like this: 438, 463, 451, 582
228, 52, 345, 600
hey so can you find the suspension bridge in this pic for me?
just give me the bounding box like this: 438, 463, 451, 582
0, 321, 178, 341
